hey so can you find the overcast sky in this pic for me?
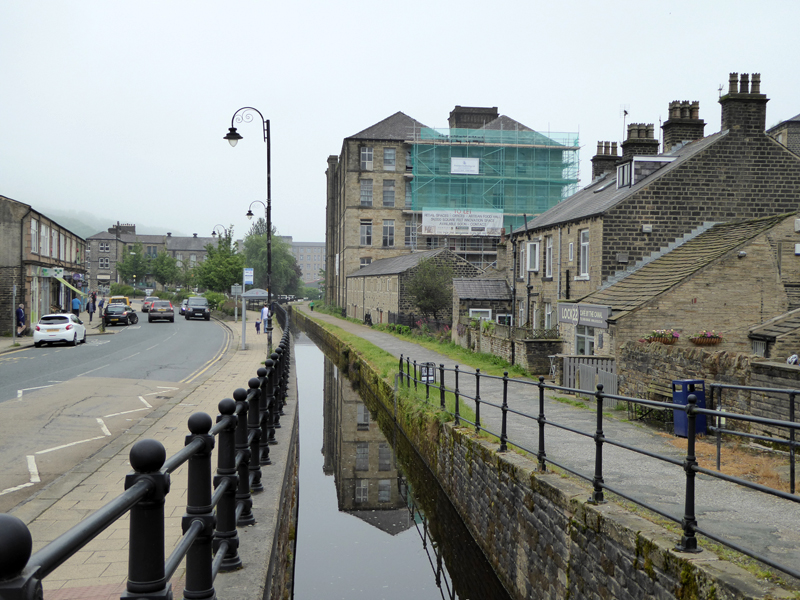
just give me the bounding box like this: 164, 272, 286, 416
2, 2, 798, 244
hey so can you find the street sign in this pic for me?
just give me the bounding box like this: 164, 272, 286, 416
231, 284, 243, 296
243, 268, 254, 285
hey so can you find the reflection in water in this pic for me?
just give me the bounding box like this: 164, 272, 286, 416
293, 335, 510, 600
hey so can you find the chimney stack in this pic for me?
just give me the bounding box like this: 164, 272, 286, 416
720, 72, 768, 136
662, 100, 706, 152
621, 123, 659, 159
591, 141, 619, 178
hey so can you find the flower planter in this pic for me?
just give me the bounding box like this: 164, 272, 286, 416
649, 337, 677, 345
690, 337, 721, 346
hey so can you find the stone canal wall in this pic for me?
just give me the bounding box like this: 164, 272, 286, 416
293, 308, 778, 599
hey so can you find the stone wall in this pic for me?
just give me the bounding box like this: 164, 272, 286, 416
0, 265, 23, 336
293, 307, 781, 599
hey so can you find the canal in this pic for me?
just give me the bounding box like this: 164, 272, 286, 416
292, 334, 511, 600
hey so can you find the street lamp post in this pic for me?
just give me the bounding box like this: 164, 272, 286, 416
223, 107, 272, 352
210, 224, 229, 239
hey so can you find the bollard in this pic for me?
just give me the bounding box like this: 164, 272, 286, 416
183, 412, 216, 600
124, 439, 171, 599
677, 393, 701, 553
589, 384, 606, 505
232, 388, 254, 526
214, 398, 242, 571
247, 378, 263, 492
537, 376, 547, 472
257, 366, 273, 464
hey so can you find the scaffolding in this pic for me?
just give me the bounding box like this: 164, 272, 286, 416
410, 127, 580, 233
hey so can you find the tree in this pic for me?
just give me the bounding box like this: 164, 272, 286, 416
150, 251, 180, 288
406, 258, 453, 320
116, 242, 149, 284
243, 226, 301, 297
193, 228, 246, 293
247, 217, 270, 237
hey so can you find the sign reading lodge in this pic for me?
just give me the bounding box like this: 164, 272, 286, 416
557, 303, 611, 329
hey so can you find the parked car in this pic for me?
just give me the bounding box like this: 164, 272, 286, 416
33, 313, 87, 347
148, 301, 174, 323
185, 297, 210, 321
179, 299, 189, 315
141, 296, 159, 313
104, 304, 139, 326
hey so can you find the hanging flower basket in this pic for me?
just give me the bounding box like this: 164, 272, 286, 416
650, 336, 677, 345
689, 330, 722, 346
645, 329, 680, 345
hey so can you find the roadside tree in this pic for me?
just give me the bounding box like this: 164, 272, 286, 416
406, 258, 453, 320
194, 228, 245, 293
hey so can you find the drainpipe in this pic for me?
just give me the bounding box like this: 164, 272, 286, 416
20, 207, 33, 325
557, 228, 562, 300
510, 235, 517, 366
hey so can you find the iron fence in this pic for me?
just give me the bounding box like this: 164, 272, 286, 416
0, 328, 292, 600
398, 354, 800, 581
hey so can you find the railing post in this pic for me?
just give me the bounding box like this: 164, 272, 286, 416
399, 354, 404, 386
0, 514, 41, 600
474, 369, 481, 434
124, 439, 171, 599
406, 356, 411, 386
232, 387, 254, 526
677, 393, 701, 553
247, 378, 263, 493
214, 398, 242, 571
589, 384, 606, 504
454, 365, 460, 426
183, 412, 216, 600
270, 352, 282, 431
258, 365, 273, 465
791, 392, 796, 496
537, 376, 547, 472
413, 360, 418, 391
499, 372, 508, 452
439, 364, 445, 409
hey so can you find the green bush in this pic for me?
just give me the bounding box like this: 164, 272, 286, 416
110, 284, 134, 297
202, 291, 226, 311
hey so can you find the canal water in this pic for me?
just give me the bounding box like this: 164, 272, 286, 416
292, 334, 511, 600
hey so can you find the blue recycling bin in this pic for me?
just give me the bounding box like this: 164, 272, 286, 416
672, 380, 707, 437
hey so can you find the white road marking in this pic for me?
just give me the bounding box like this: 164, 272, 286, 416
27, 455, 40, 483
17, 385, 53, 398
123, 352, 140, 360
104, 407, 147, 418
139, 396, 152, 408
36, 436, 106, 455
0, 482, 34, 496
96, 418, 112, 436
78, 364, 110, 376
157, 386, 179, 390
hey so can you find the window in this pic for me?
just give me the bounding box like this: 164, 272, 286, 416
176, 253, 183, 267
378, 480, 391, 502
360, 146, 373, 170
579, 230, 589, 277
190, 254, 197, 266
469, 308, 492, 321
496, 314, 512, 326
356, 442, 369, 471
100, 242, 110, 252
406, 148, 412, 171
355, 479, 368, 504
545, 236, 553, 278
405, 180, 412, 207
378, 444, 391, 471
382, 180, 395, 207
360, 220, 372, 246
384, 148, 395, 171
617, 162, 631, 188
526, 241, 540, 272
40, 224, 49, 257
100, 257, 110, 269
360, 179, 373, 206
31, 220, 38, 253
576, 325, 595, 355
518, 299, 526, 325
59, 234, 65, 261
519, 245, 525, 278
360, 257, 371, 269
52, 230, 58, 260
357, 403, 370, 430
544, 302, 552, 329
382, 220, 394, 247
405, 220, 417, 248
569, 242, 574, 263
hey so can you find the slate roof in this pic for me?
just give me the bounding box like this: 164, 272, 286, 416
481, 115, 534, 132
453, 278, 511, 301
514, 131, 726, 233
574, 214, 792, 319
749, 308, 800, 341
349, 111, 428, 141
346, 249, 454, 277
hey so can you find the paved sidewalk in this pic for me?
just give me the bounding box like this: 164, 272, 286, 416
8, 309, 294, 600
295, 303, 800, 591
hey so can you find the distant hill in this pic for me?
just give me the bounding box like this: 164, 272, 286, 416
40, 208, 188, 240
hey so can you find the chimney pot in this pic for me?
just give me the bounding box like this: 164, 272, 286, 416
729, 73, 739, 94
596, 141, 603, 155
193, 233, 198, 237
740, 73, 750, 94
690, 101, 700, 119
751, 73, 761, 94
611, 142, 618, 155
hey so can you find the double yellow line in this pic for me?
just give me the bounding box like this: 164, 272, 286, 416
179, 323, 233, 385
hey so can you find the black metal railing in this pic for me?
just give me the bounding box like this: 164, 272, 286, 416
398, 354, 800, 581
0, 327, 292, 600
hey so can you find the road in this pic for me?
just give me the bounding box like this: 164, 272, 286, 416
0, 305, 232, 512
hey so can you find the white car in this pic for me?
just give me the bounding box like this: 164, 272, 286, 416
33, 313, 87, 347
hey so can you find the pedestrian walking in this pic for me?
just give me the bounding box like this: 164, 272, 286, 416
71, 296, 81, 318
87, 298, 96, 323
98, 296, 105, 316
309, 300, 314, 312
255, 319, 261, 334
260, 302, 270, 325
16, 304, 26, 337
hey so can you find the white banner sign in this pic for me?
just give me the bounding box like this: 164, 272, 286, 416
243, 268, 254, 285
422, 210, 503, 237
451, 157, 480, 174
